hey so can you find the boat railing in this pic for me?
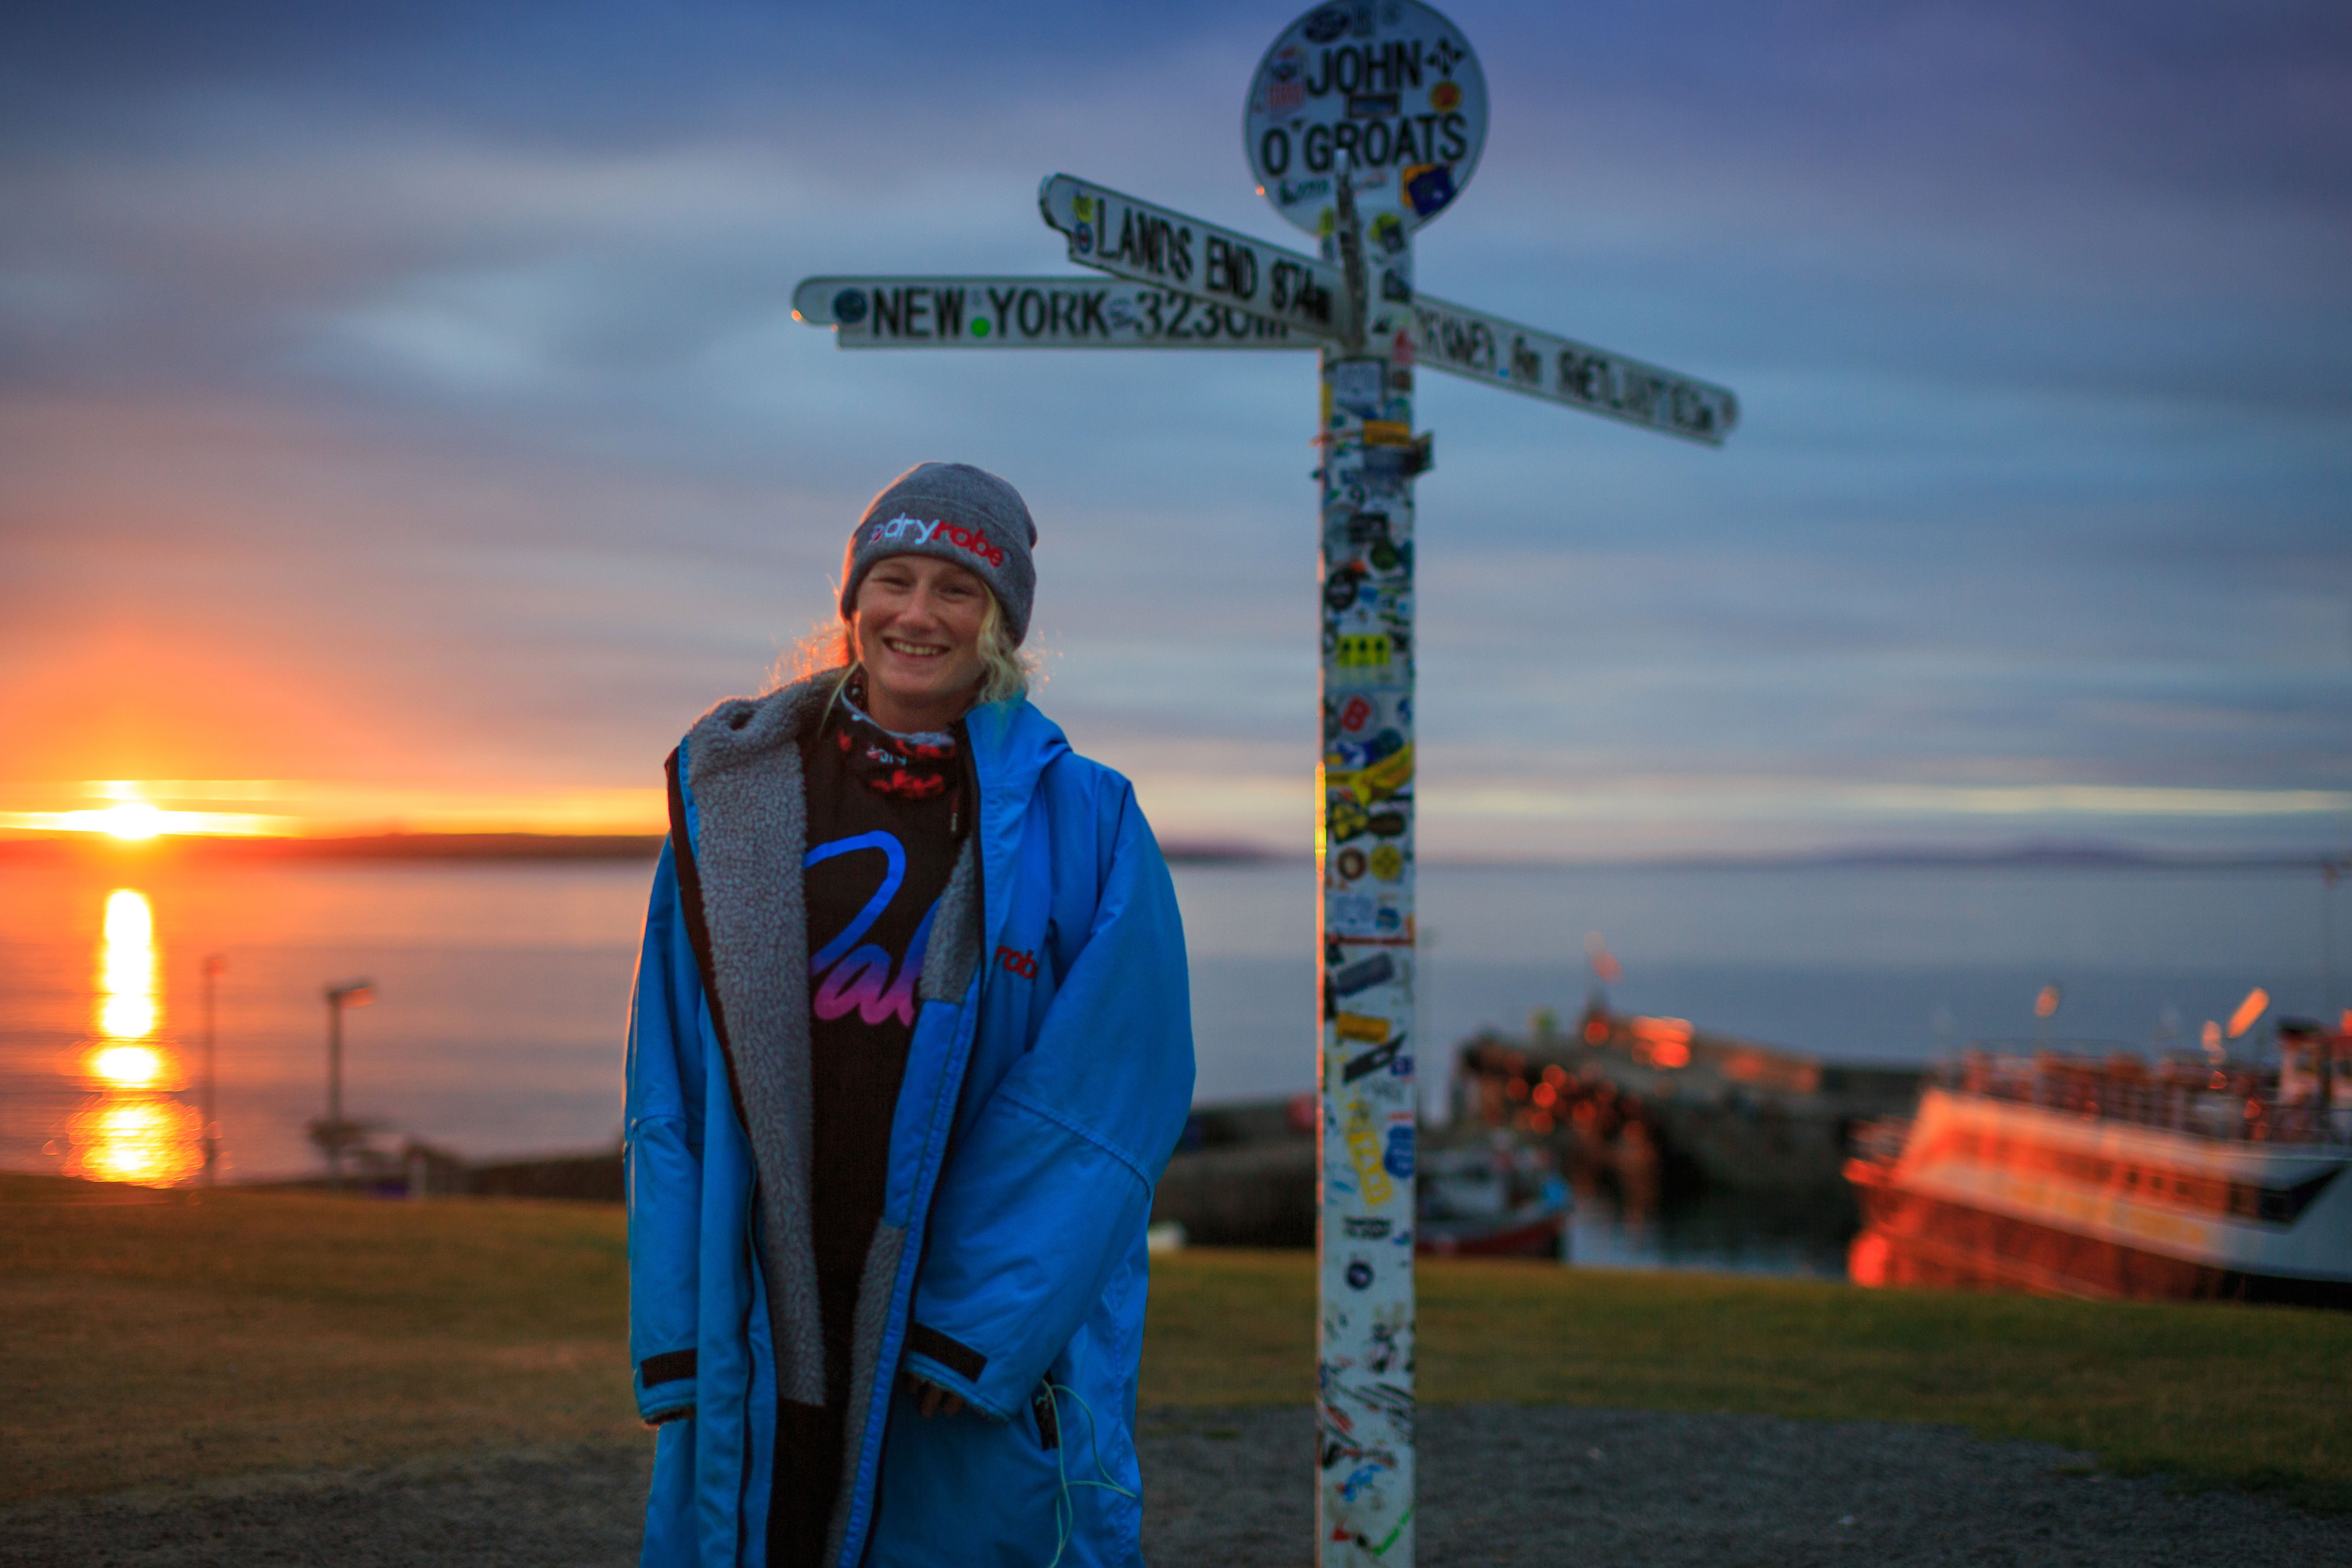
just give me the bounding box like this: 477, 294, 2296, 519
1846, 1115, 1912, 1167
1940, 1044, 2352, 1146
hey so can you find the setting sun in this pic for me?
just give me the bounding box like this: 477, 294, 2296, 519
95, 803, 166, 840
0, 782, 297, 839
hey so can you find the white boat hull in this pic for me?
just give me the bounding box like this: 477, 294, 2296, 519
1850, 1087, 2352, 1307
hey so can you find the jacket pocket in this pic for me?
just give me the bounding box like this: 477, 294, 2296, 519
1029, 1380, 1060, 1451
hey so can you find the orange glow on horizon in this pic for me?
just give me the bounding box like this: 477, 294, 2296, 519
2, 806, 293, 838
0, 780, 287, 838
0, 779, 661, 839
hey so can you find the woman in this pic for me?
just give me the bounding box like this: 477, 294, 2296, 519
624, 461, 1195, 1568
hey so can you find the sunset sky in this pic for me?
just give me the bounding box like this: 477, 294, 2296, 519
3, 1, 2347, 857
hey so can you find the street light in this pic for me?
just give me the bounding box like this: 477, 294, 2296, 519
200, 955, 226, 1186
321, 980, 375, 1192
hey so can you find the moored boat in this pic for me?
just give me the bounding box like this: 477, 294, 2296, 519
1847, 1022, 2352, 1307
1416, 1130, 1571, 1257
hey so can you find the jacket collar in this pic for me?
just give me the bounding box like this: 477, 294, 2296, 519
683, 670, 1065, 961
961, 695, 1067, 952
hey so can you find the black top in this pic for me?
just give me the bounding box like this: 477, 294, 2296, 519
771, 704, 964, 1568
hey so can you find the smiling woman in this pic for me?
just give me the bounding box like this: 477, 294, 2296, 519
626, 461, 1195, 1568
782, 523, 1036, 730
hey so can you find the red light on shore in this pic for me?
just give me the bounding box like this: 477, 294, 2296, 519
1627, 1016, 1693, 1068
2226, 987, 2269, 1040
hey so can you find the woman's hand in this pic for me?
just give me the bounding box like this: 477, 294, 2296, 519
903, 1372, 965, 1419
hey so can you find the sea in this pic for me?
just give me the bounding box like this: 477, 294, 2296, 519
3, 852, 2339, 1277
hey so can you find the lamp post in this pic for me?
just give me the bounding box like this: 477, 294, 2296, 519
323, 979, 375, 1191
2321, 861, 2340, 1131
200, 954, 226, 1186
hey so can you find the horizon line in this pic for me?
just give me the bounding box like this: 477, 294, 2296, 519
0, 829, 2337, 871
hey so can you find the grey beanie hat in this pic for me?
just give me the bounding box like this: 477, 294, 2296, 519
840, 462, 1039, 645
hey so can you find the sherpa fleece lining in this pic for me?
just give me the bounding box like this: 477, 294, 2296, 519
676, 671, 980, 1412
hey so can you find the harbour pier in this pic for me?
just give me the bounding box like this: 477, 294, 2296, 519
1455, 1003, 1924, 1193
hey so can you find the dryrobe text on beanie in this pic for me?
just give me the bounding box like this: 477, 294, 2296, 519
841, 462, 1039, 645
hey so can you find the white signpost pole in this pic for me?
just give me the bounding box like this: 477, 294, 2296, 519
795, 10, 1736, 1564
1310, 168, 1422, 1566
1247, 6, 1485, 1560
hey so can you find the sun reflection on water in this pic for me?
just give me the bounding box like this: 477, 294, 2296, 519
69, 1097, 201, 1185
68, 887, 200, 1186
89, 1043, 167, 1086
96, 889, 157, 1039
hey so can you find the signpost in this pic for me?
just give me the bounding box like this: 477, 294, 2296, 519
792, 6, 1736, 1562
1405, 292, 1738, 444
1242, 0, 1489, 237
1037, 177, 1344, 338
790, 275, 1308, 349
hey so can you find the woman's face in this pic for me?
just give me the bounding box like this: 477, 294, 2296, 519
852, 554, 990, 730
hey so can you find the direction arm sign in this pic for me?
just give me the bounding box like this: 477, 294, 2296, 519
1040, 171, 1736, 445
791, 275, 1310, 349
1410, 293, 1739, 445
1039, 174, 1347, 340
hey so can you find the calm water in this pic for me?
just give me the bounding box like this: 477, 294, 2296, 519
2, 853, 2339, 1275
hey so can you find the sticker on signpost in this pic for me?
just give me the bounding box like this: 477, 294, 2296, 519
1245, 0, 1487, 237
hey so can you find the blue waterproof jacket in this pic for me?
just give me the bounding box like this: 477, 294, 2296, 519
625, 677, 1195, 1567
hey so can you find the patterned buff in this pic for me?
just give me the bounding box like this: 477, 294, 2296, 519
832, 677, 959, 800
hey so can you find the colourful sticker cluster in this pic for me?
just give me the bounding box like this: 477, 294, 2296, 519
1245, 0, 1490, 238
1315, 182, 1424, 1568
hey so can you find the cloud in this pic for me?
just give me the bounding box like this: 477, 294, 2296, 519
1, 0, 2346, 854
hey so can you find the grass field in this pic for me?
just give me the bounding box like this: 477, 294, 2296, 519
7, 1174, 2350, 1513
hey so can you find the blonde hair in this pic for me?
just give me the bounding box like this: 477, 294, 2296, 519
772, 585, 1036, 715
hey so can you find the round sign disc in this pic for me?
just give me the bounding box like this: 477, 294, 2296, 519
1244, 0, 1487, 237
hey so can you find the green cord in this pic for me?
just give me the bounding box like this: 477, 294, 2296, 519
1041, 1380, 1139, 1568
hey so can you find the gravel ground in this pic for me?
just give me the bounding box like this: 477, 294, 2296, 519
5, 1406, 2342, 1566
1147, 1406, 2348, 1566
